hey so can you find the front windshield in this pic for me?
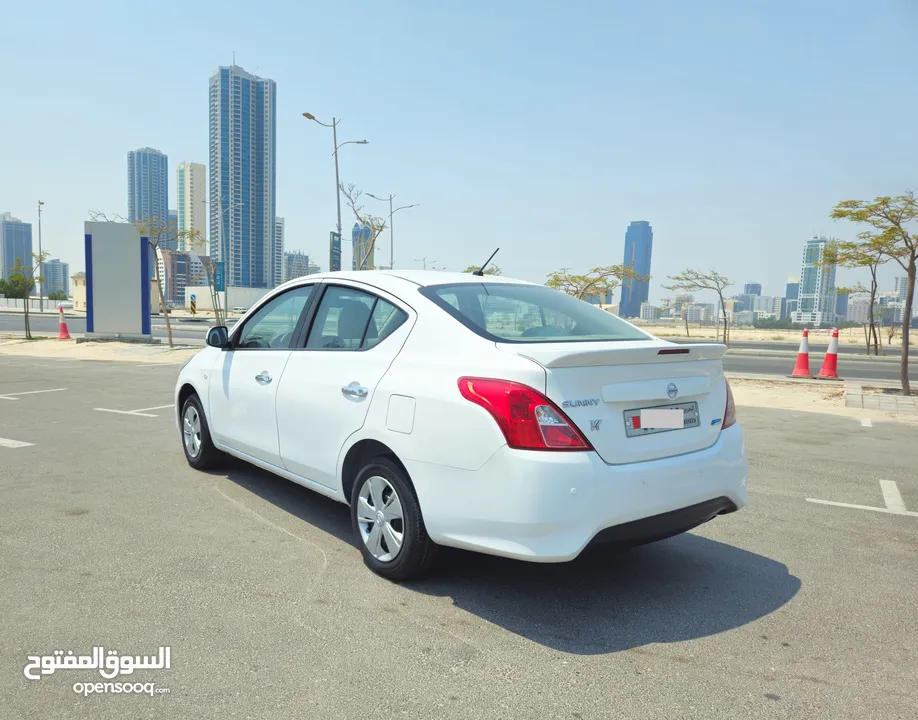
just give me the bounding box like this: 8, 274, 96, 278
420, 282, 652, 343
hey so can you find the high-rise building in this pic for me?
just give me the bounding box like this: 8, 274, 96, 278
835, 292, 849, 321
209, 63, 278, 288
784, 277, 800, 317
352, 222, 374, 270
40, 259, 70, 296
743, 282, 762, 296
0, 212, 32, 281
307, 261, 321, 275
894, 277, 909, 301
792, 236, 837, 327
284, 250, 309, 282
128, 148, 168, 225
619, 221, 653, 318
753, 295, 782, 320
176, 162, 207, 253
274, 217, 285, 281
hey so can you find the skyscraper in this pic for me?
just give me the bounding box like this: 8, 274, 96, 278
274, 217, 285, 282
894, 277, 909, 301
352, 222, 374, 270
127, 148, 168, 225
792, 236, 837, 327
40, 259, 70, 296
176, 162, 207, 253
0, 212, 33, 281
619, 221, 653, 318
743, 282, 762, 296
209, 63, 278, 288
284, 250, 309, 282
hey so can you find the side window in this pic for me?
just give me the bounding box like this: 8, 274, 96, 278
306, 286, 376, 350
305, 286, 408, 350
236, 285, 314, 349
364, 299, 408, 349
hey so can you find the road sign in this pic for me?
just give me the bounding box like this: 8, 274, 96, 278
214, 262, 225, 292
329, 232, 341, 272
190, 294, 197, 302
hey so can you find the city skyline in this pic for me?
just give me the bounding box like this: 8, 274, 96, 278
209, 63, 279, 289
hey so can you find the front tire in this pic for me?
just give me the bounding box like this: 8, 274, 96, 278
350, 457, 437, 581
181, 394, 222, 470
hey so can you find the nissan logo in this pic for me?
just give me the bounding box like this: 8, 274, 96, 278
667, 383, 678, 399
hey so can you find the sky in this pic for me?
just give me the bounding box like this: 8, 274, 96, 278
2, 0, 917, 306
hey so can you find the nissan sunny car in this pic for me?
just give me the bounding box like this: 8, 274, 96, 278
175, 270, 748, 580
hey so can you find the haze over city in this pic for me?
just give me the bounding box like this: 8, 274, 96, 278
2, 0, 917, 304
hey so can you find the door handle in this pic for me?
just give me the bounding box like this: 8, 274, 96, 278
341, 382, 368, 399
255, 371, 273, 385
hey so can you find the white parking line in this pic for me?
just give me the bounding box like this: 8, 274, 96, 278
807, 480, 918, 517
861, 418, 872, 428
0, 437, 35, 449
94, 404, 174, 418
0, 388, 68, 401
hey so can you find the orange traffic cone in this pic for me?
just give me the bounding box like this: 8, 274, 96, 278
816, 327, 841, 380
58, 305, 71, 340
789, 328, 812, 378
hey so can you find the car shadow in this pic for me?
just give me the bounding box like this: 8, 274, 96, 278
220, 459, 801, 655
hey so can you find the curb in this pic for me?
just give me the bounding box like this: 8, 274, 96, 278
726, 348, 903, 363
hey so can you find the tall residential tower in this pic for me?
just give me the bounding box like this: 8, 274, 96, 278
208, 64, 278, 288
792, 236, 837, 327
619, 221, 653, 318
127, 148, 168, 225
0, 212, 32, 281
176, 162, 207, 253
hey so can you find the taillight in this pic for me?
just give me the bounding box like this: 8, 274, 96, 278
457, 377, 593, 451
722, 379, 737, 429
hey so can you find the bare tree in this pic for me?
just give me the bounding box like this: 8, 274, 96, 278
545, 265, 643, 301
339, 183, 387, 271
665, 270, 733, 345
8, 251, 50, 340
88, 211, 202, 347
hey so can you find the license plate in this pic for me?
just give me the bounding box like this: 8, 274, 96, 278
624, 402, 700, 437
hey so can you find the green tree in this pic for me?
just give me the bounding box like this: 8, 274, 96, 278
822, 238, 886, 356
461, 264, 502, 276
665, 269, 733, 344
546, 264, 642, 301
831, 193, 918, 396
9, 251, 50, 339
47, 290, 69, 301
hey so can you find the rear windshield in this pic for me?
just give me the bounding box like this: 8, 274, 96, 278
418, 282, 652, 343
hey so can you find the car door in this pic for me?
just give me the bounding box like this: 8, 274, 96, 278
207, 283, 317, 466
276, 283, 413, 490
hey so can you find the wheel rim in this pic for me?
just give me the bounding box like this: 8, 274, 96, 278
356, 475, 405, 562
183, 405, 202, 459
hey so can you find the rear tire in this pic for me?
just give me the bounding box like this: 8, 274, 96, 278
350, 457, 437, 581
180, 394, 222, 470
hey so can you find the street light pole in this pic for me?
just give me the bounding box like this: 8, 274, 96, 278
368, 193, 419, 270
37, 200, 44, 311
302, 112, 368, 270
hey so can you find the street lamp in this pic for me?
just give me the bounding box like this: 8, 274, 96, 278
413, 257, 439, 271
302, 112, 368, 266
37, 201, 45, 311
367, 193, 419, 270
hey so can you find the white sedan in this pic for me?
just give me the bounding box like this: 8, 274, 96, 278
175, 270, 747, 580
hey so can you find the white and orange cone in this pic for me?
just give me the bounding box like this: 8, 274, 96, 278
58, 304, 71, 340
789, 328, 812, 378
816, 327, 841, 380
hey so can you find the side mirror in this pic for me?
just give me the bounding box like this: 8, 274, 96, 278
206, 326, 230, 349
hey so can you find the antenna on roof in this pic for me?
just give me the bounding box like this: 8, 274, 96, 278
472, 247, 500, 276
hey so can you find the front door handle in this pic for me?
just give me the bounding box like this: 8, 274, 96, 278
341, 382, 368, 399
255, 371, 273, 385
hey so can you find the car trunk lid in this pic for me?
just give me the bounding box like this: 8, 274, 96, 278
497, 340, 729, 465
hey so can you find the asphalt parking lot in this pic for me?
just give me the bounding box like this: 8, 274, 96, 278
2, 356, 917, 719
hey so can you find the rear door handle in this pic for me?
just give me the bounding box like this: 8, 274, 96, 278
341, 382, 368, 399
255, 371, 273, 385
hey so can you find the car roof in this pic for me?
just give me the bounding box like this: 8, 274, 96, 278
281, 269, 538, 295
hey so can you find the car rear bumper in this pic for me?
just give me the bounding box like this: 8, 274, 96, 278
404, 424, 748, 562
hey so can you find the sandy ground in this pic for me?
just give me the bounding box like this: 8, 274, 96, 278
729, 377, 916, 424
0, 338, 199, 364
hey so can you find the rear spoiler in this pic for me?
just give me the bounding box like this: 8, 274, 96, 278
501, 342, 728, 369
